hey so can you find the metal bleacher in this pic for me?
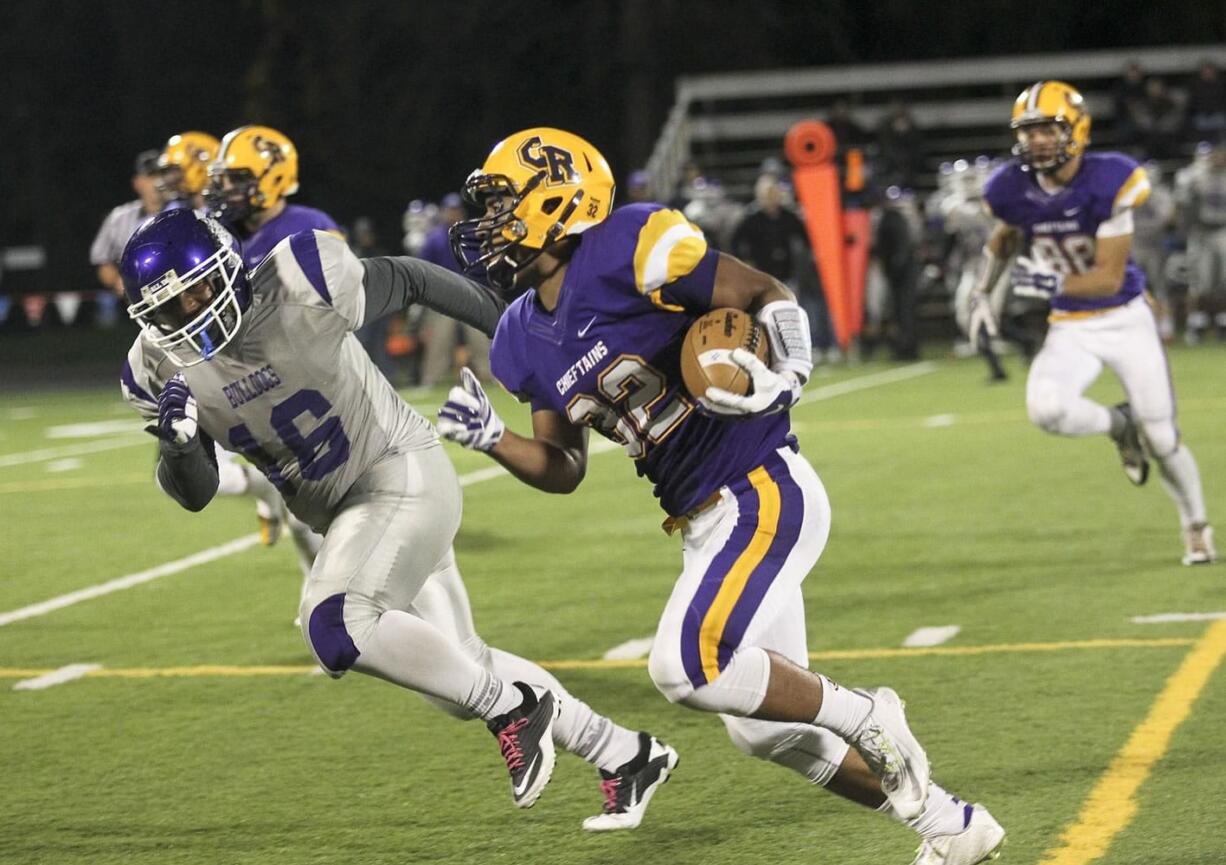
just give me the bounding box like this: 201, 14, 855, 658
646, 44, 1226, 201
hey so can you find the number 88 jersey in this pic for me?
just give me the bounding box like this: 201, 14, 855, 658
489, 203, 793, 518
984, 151, 1151, 318
121, 229, 437, 532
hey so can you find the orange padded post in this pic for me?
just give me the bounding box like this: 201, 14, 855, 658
785, 120, 850, 349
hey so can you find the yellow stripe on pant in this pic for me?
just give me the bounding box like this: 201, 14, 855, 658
697, 466, 781, 683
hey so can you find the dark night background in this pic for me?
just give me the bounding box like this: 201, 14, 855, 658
1, 0, 1223, 296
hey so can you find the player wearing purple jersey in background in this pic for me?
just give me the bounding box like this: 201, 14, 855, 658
205, 125, 342, 269
969, 81, 1216, 566
204, 125, 342, 591
440, 128, 1004, 862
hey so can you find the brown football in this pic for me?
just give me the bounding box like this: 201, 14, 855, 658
680, 308, 771, 401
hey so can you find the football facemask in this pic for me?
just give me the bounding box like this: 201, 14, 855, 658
122, 210, 249, 367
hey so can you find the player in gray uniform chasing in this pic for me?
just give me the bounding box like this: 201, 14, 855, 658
117, 207, 678, 825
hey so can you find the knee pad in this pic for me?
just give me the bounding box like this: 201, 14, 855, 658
1140, 419, 1178, 458
1027, 384, 1066, 432
304, 593, 361, 678
647, 643, 694, 705
652, 645, 770, 715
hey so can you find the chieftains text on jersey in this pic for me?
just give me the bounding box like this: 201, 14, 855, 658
555, 340, 609, 396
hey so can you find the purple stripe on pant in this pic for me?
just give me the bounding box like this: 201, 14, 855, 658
678, 451, 805, 690
715, 455, 805, 673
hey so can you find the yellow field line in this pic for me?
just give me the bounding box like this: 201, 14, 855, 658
1037, 619, 1226, 865
542, 637, 1195, 669
1, 636, 1192, 680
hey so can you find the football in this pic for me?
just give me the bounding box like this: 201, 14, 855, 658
680, 308, 771, 401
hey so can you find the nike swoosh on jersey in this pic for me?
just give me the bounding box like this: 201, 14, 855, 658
513, 753, 540, 797
577, 316, 598, 337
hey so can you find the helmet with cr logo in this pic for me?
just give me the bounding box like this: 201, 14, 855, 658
450, 127, 615, 292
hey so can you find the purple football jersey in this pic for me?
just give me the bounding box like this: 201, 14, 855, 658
985, 152, 1149, 313
490, 203, 792, 516
241, 204, 340, 269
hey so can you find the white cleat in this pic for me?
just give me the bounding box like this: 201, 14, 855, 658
582, 733, 679, 832
851, 687, 930, 820
910, 804, 1006, 865
1182, 523, 1218, 566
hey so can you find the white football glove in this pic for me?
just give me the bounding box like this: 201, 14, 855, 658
702, 347, 802, 417
1011, 255, 1064, 299
966, 291, 998, 353
437, 367, 506, 452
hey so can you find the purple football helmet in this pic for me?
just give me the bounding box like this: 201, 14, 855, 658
120, 209, 250, 366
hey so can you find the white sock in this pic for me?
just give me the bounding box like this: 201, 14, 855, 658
349, 610, 520, 721
488, 647, 641, 771
812, 674, 872, 738
879, 782, 973, 840
215, 457, 251, 496
288, 515, 323, 579
1157, 445, 1208, 528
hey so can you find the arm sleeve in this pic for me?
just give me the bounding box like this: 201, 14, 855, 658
155, 434, 219, 512
360, 256, 506, 336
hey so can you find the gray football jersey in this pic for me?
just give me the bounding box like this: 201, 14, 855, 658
122, 229, 436, 531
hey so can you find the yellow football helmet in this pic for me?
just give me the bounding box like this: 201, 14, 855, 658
156, 131, 219, 200
1010, 81, 1091, 172
205, 125, 299, 223
451, 127, 615, 292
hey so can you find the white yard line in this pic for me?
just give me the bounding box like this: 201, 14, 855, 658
45, 458, 83, 473
922, 413, 956, 428
45, 420, 147, 439
0, 435, 148, 469
1131, 612, 1226, 624
797, 361, 937, 406
0, 535, 261, 628
903, 625, 961, 647
13, 663, 101, 691
602, 637, 656, 661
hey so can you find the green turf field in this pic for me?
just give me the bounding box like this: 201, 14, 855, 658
2, 345, 1223, 865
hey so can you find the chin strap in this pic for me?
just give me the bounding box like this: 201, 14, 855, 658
757, 300, 813, 385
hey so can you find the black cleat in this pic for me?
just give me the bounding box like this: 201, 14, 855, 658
487, 682, 558, 808
581, 732, 679, 831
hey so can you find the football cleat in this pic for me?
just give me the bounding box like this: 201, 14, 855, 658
1182, 523, 1218, 566
1111, 402, 1149, 486
582, 733, 679, 832
256, 498, 284, 546
910, 803, 1006, 865
851, 687, 930, 821
487, 682, 559, 809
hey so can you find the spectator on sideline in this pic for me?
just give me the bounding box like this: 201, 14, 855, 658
876, 101, 923, 189
730, 173, 830, 354
1113, 62, 1148, 151
419, 193, 491, 387
1188, 61, 1226, 138
90, 149, 162, 298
